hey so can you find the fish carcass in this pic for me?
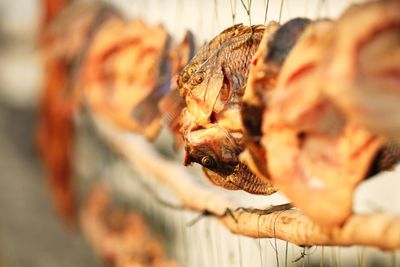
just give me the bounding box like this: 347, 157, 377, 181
83, 19, 170, 140
322, 0, 400, 141
241, 18, 310, 182
262, 16, 399, 226
178, 24, 276, 195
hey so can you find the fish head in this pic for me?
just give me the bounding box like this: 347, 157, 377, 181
183, 125, 242, 176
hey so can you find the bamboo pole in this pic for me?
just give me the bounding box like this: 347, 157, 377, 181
92, 115, 400, 250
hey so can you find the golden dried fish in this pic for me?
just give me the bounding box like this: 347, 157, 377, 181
262, 19, 399, 226
83, 19, 170, 140
241, 19, 310, 181
38, 2, 121, 224
179, 25, 276, 195
322, 0, 400, 141
177, 24, 248, 97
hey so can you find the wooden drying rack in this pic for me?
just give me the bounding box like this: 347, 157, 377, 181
90, 114, 400, 250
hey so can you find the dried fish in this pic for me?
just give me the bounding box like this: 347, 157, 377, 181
262, 19, 398, 226
83, 19, 170, 140
179, 25, 276, 194
38, 2, 122, 223
322, 0, 400, 141
177, 24, 248, 98
241, 18, 310, 181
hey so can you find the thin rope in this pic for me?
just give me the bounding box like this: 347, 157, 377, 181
278, 0, 285, 23
257, 215, 264, 267
240, 0, 252, 26
229, 0, 237, 25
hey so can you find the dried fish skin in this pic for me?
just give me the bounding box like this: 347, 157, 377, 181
83, 19, 170, 140
262, 20, 386, 226
177, 24, 248, 97
181, 25, 265, 147
182, 25, 265, 129
322, 0, 400, 141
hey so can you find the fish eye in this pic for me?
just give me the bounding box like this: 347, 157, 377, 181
201, 155, 215, 168
191, 71, 205, 85
187, 66, 196, 76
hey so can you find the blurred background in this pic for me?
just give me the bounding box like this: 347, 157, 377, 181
0, 1, 103, 266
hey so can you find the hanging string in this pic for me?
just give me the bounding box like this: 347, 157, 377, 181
284, 241, 289, 267
237, 236, 244, 267
229, 0, 237, 25
257, 215, 264, 267
240, 0, 253, 26
278, 0, 285, 23
263, 0, 270, 25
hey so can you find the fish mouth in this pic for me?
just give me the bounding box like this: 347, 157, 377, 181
203, 161, 276, 195
183, 125, 242, 165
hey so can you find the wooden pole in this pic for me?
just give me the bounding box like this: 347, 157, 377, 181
92, 115, 400, 250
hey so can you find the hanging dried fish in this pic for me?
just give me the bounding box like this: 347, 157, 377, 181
81, 186, 179, 267
241, 18, 310, 181
322, 0, 400, 141
179, 25, 276, 195
262, 18, 399, 226
83, 19, 170, 140
38, 2, 122, 223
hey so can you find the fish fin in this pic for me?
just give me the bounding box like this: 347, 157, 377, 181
159, 88, 185, 128
159, 89, 186, 150
368, 142, 400, 177
202, 168, 241, 190
227, 162, 277, 195
131, 82, 169, 126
